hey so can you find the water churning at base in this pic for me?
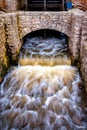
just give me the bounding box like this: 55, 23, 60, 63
0, 33, 87, 130
19, 36, 70, 66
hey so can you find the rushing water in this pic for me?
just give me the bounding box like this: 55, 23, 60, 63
0, 36, 87, 130
19, 36, 71, 66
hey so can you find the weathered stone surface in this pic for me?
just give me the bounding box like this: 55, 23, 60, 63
81, 0, 87, 7
0, 14, 7, 81
0, 0, 26, 12
18, 11, 72, 39
7, 0, 18, 12
4, 13, 21, 62
17, 9, 85, 64
0, 0, 19, 12
80, 15, 87, 93
69, 9, 85, 62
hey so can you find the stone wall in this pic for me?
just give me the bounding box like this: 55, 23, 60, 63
2, 11, 72, 63
69, 10, 85, 62
0, 0, 18, 12
18, 11, 71, 39
80, 15, 87, 92
17, 9, 85, 63
5, 0, 18, 12
0, 0, 25, 12
4, 13, 21, 62
0, 14, 7, 81
81, 0, 87, 7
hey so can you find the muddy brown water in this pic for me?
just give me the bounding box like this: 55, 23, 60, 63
0, 36, 87, 130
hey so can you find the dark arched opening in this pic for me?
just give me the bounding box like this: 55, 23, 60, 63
23, 29, 68, 44
19, 29, 70, 66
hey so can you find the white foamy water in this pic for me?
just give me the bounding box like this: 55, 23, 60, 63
19, 37, 70, 66
0, 36, 86, 130
0, 65, 86, 130
20, 37, 68, 57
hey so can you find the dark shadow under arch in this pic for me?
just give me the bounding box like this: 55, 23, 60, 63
23, 29, 69, 46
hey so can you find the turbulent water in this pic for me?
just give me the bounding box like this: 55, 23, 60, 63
0, 36, 87, 130
19, 37, 71, 66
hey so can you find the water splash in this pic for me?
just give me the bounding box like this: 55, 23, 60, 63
0, 36, 86, 130
0, 66, 86, 130
19, 37, 70, 66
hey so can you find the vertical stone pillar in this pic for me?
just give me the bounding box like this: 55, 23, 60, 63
4, 13, 21, 63
69, 10, 84, 64
0, 15, 7, 81
80, 15, 87, 93
5, 0, 18, 12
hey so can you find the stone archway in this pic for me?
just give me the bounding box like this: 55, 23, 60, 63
19, 28, 70, 67
1, 10, 84, 65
